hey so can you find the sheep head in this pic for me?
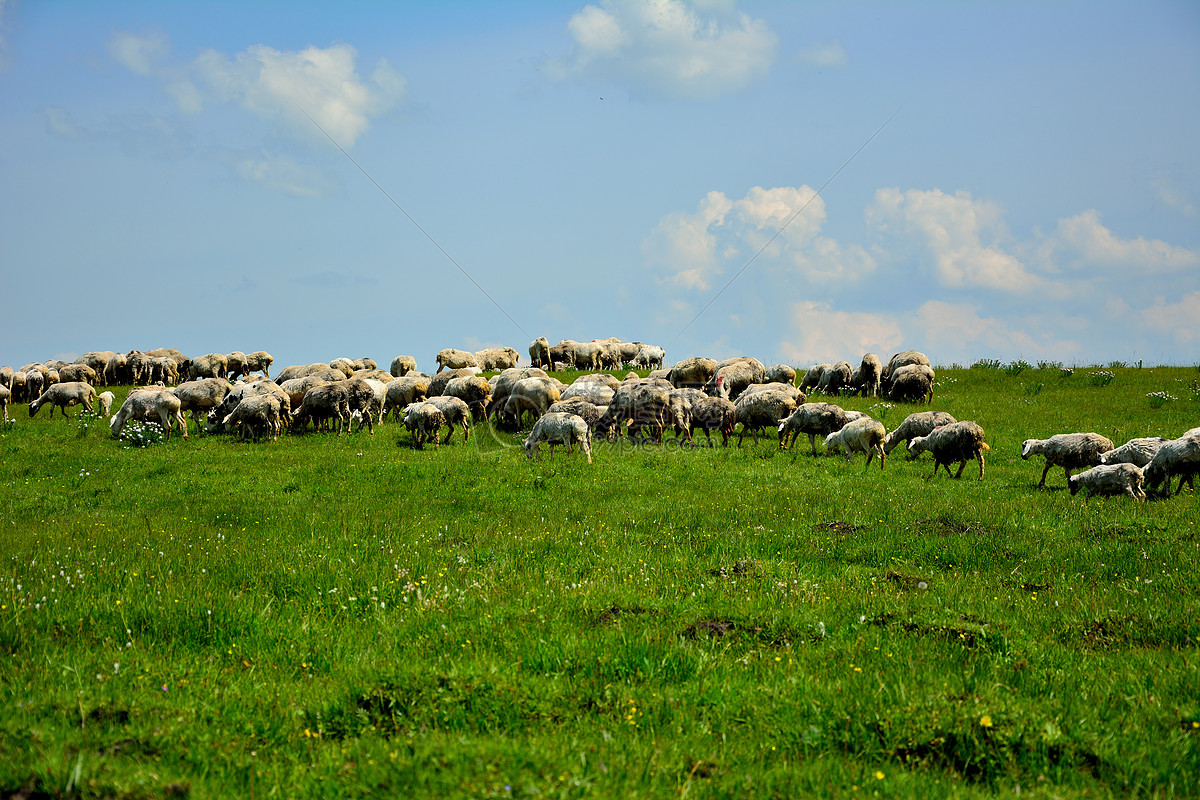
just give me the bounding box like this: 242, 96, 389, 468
1020, 439, 1040, 460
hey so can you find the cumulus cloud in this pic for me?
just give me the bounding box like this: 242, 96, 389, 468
1141, 291, 1200, 348
913, 300, 1083, 362
797, 40, 846, 68
643, 185, 873, 290
867, 187, 1043, 292
109, 33, 404, 148
1052, 210, 1199, 273
778, 301, 904, 365
545, 0, 777, 100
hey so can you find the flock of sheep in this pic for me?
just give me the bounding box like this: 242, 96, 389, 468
2, 341, 1197, 501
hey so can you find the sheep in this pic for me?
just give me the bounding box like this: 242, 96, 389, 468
778, 403, 867, 453
740, 381, 805, 404
428, 367, 482, 398
444, 376, 492, 420
1099, 437, 1171, 468
279, 376, 331, 410
1142, 434, 1200, 497
547, 340, 577, 369
351, 368, 394, 384
292, 384, 351, 434
0, 385, 10, 419
908, 421, 990, 480
734, 389, 798, 446
239, 351, 273, 379
569, 341, 603, 370
634, 345, 666, 371
56, 363, 97, 386
883, 411, 958, 455
881, 350, 932, 391
425, 395, 471, 443
74, 352, 116, 385
560, 379, 615, 407
475, 347, 520, 372
224, 351, 248, 381
1069, 464, 1146, 501
823, 417, 887, 470
888, 371, 934, 404
799, 364, 830, 393
110, 388, 188, 441
529, 337, 552, 370
97, 391, 115, 417
687, 396, 737, 447
524, 412, 592, 464
495, 377, 562, 430
765, 364, 797, 386
360, 378, 389, 427
853, 353, 882, 397
594, 379, 672, 443
222, 394, 283, 443
104, 353, 130, 385
333, 378, 380, 433
817, 362, 853, 396
390, 355, 418, 378
171, 378, 234, 434
435, 348, 478, 373
329, 357, 358, 378
488, 367, 551, 415
208, 381, 292, 434
547, 398, 603, 430
383, 375, 430, 420
28, 382, 97, 418
188, 353, 228, 381
149, 356, 181, 385
0, 366, 13, 390
1021, 433, 1114, 488
17, 369, 41, 403
403, 402, 446, 449
665, 387, 708, 442
1184, 427, 1200, 438
705, 357, 767, 399
667, 357, 718, 389
594, 341, 623, 370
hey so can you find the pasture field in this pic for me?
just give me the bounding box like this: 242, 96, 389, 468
1, 364, 1198, 799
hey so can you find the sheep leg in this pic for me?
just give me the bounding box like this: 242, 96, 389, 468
977, 450, 985, 480
1038, 462, 1051, 488
954, 460, 967, 479
808, 433, 818, 455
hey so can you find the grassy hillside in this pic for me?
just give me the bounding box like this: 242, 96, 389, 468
1, 365, 1198, 798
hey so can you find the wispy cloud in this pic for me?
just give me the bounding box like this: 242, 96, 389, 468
44, 106, 83, 138
232, 152, 335, 198
544, 0, 777, 100
797, 40, 846, 68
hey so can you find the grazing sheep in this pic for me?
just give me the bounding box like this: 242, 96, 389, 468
547, 340, 576, 369
560, 378, 616, 407
274, 363, 340, 383
667, 357, 718, 389
705, 357, 767, 399
889, 371, 934, 404
529, 337, 552, 370
0, 385, 10, 419
548, 398, 603, 430
97, 391, 115, 417
329, 357, 357, 378
908, 421, 990, 480
687, 396, 738, 447
292, 384, 351, 434
635, 345, 666, 371
279, 376, 331, 410
403, 402, 446, 449
1099, 437, 1171, 468
496, 377, 562, 430
20, 369, 44, 403
883, 411, 958, 455
171, 378, 234, 434
1021, 432, 1114, 488
222, 394, 283, 442
383, 375, 430, 420
28, 382, 97, 418
778, 403, 867, 453
425, 395, 471, 443
224, 351, 248, 381
740, 381, 806, 404
332, 378, 380, 433
110, 389, 188, 441
881, 350, 932, 392
734, 389, 798, 446
488, 367, 552, 415
595, 378, 673, 443
436, 348, 478, 373
208, 381, 292, 434
239, 351, 273, 379
188, 353, 228, 381
445, 376, 492, 420
104, 353, 130, 385
569, 341, 603, 370
56, 363, 97, 386
823, 417, 887, 470
1142, 434, 1200, 497
817, 362, 853, 396
1069, 464, 1146, 501
524, 412, 592, 464
390, 355, 418, 378
475, 347, 520, 371
765, 364, 797, 386
853, 353, 882, 397
74, 352, 116, 386
428, 367, 483, 398
799, 364, 830, 393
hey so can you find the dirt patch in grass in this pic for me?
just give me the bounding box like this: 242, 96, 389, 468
885, 571, 930, 591
868, 612, 996, 649
1065, 613, 1199, 650
681, 617, 821, 646
709, 559, 756, 577
909, 517, 991, 537
816, 521, 860, 535
595, 604, 648, 625
884, 728, 1110, 785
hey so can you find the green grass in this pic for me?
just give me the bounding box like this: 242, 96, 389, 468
2, 365, 1198, 798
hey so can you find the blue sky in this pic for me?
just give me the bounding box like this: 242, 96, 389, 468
2, 0, 1197, 372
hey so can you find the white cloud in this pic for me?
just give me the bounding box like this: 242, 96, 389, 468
109, 34, 404, 148
797, 40, 846, 68
107, 30, 170, 76
1052, 210, 1199, 273
1151, 174, 1196, 217
1141, 291, 1200, 348
546, 0, 777, 100
913, 300, 1082, 362
778, 301, 904, 365
44, 106, 82, 138
233, 152, 334, 198
643, 185, 873, 290
868, 187, 1043, 292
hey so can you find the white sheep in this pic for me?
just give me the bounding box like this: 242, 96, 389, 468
635, 345, 666, 371
425, 395, 471, 443
1068, 464, 1146, 501
733, 388, 797, 446
823, 417, 887, 470
1098, 437, 1171, 468
529, 337, 552, 370
908, 421, 990, 480
883, 411, 957, 455
1021, 433, 1114, 488
435, 348, 478, 373
28, 382, 98, 418
110, 388, 189, 441
1142, 434, 1200, 497
97, 391, 114, 417
403, 402, 446, 449
222, 394, 283, 442
778, 402, 866, 453
0, 384, 9, 419
524, 412, 592, 464
390, 355, 418, 377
